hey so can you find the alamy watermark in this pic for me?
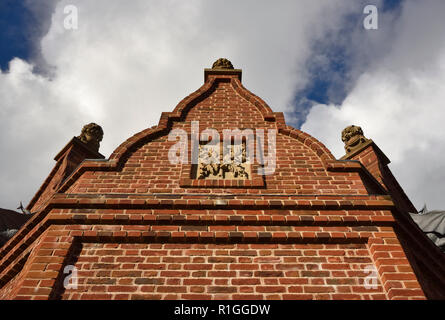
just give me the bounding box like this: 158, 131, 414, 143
168, 121, 277, 175
363, 5, 378, 30
363, 264, 379, 289
62, 4, 377, 31
63, 5, 78, 30
63, 265, 78, 289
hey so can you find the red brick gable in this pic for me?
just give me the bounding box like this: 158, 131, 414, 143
63, 74, 375, 197
0, 60, 437, 300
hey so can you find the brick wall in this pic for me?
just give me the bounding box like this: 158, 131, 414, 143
0, 67, 430, 300
29, 138, 104, 213
346, 142, 445, 299
61, 242, 385, 300
0, 206, 426, 300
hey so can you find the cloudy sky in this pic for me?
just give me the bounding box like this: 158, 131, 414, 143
0, 0, 444, 211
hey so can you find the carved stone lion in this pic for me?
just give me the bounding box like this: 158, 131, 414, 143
341, 125, 369, 154
212, 58, 234, 70
77, 123, 104, 152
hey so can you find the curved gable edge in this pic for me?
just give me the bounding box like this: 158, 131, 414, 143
56, 76, 361, 195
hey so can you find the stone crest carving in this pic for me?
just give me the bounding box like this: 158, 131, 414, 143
341, 125, 370, 154
196, 143, 250, 180
77, 123, 104, 152
212, 58, 234, 70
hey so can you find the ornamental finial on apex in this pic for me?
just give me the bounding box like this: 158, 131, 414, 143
212, 58, 234, 70
341, 125, 370, 154
77, 122, 104, 152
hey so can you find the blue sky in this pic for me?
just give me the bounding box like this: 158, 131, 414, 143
0, 0, 34, 71
1, 0, 445, 212
0, 0, 56, 72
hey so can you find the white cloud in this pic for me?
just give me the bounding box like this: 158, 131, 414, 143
302, 0, 445, 211
0, 0, 359, 210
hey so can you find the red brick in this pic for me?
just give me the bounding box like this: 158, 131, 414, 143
0, 64, 430, 302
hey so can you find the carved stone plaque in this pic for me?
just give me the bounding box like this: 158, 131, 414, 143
195, 142, 251, 180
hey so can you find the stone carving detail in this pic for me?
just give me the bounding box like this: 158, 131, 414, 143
77, 123, 104, 152
196, 143, 250, 180
212, 58, 234, 70
341, 125, 370, 154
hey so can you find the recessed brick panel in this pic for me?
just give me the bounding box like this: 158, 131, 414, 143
61, 243, 385, 300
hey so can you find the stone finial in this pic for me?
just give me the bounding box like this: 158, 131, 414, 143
212, 58, 234, 70
77, 123, 104, 152
341, 125, 370, 154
